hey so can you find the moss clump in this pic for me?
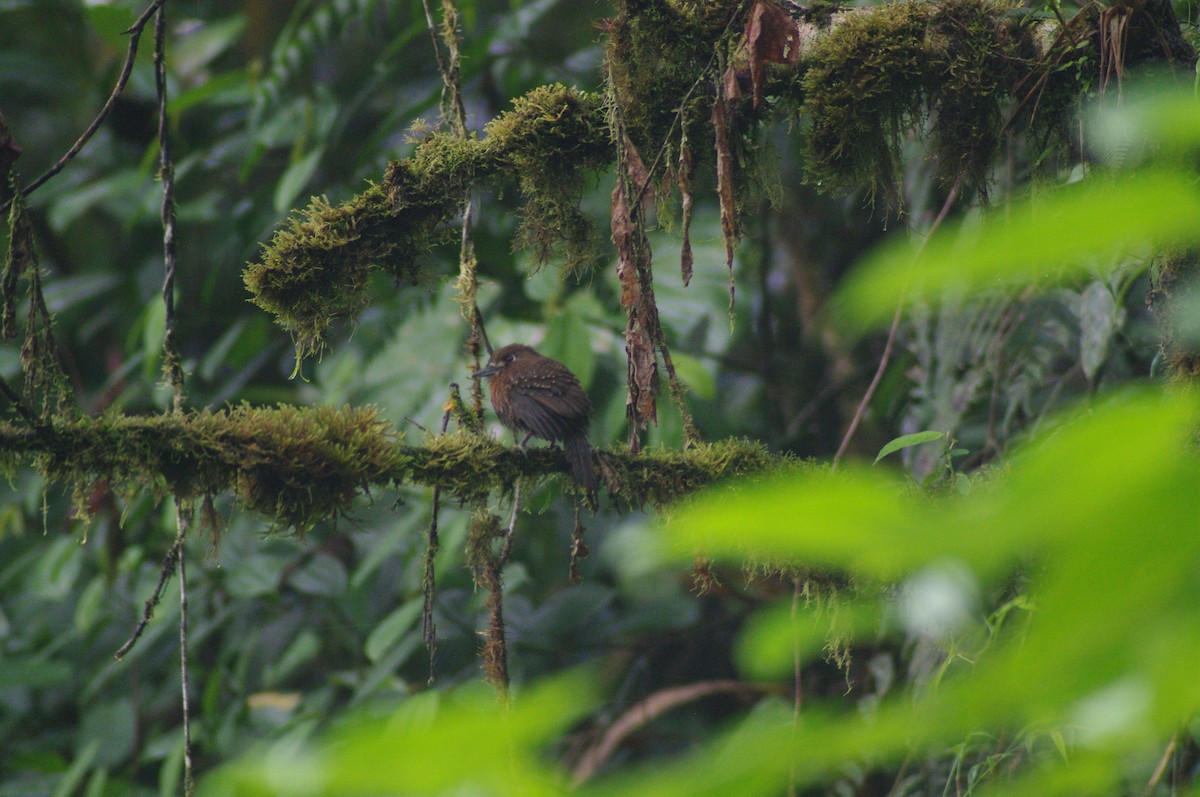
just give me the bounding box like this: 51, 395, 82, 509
925, 0, 1017, 186
245, 86, 608, 356
803, 2, 932, 197
608, 438, 784, 507
243, 183, 446, 361
803, 0, 1015, 197
19, 405, 402, 531
606, 0, 743, 157
484, 84, 611, 271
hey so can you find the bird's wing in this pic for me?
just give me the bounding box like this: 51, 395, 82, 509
507, 365, 592, 441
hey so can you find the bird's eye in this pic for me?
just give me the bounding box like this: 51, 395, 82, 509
504, 353, 515, 363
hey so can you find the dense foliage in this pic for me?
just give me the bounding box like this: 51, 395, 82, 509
1, 1, 1198, 796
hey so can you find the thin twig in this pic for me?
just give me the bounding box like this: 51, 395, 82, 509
0, 372, 50, 441
154, 0, 183, 411
500, 480, 521, 565
833, 177, 962, 467
1142, 735, 1177, 797
175, 505, 195, 797
0, 0, 165, 216
114, 538, 181, 660
571, 680, 777, 786
568, 502, 587, 584
422, 399, 455, 686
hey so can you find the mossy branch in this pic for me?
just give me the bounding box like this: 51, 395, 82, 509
243, 0, 1194, 359
0, 405, 783, 531
245, 85, 610, 359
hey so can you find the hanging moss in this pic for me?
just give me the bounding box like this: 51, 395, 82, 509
802, 0, 1019, 197
485, 84, 612, 271
605, 0, 741, 158
245, 86, 608, 357
925, 0, 1018, 186
803, 2, 934, 198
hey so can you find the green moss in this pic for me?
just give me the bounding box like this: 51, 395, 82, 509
803, 0, 1017, 197
245, 86, 608, 356
803, 2, 933, 197
485, 84, 611, 271
25, 405, 402, 531
609, 438, 784, 507
243, 183, 447, 361
606, 0, 741, 158
0, 410, 789, 531
926, 0, 1017, 186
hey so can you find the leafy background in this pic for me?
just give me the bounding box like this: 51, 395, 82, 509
1, 1, 1197, 796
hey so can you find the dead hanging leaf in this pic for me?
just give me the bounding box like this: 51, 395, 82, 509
712, 87, 737, 313
722, 63, 744, 104
624, 135, 652, 208
611, 137, 659, 443
678, 138, 695, 287
745, 0, 802, 109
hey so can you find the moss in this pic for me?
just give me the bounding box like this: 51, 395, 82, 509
243, 183, 446, 361
606, 0, 742, 159
24, 405, 402, 531
803, 0, 1018, 198
245, 86, 609, 356
484, 85, 611, 271
1009, 4, 1099, 159
0, 410, 790, 531
925, 0, 1018, 186
1149, 249, 1200, 382
609, 437, 784, 507
803, 2, 934, 198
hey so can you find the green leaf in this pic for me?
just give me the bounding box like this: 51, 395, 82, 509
0, 656, 72, 688
273, 148, 324, 214
364, 599, 423, 663
540, 306, 595, 390
141, 299, 166, 380
875, 430, 944, 463
671, 352, 716, 401
1078, 280, 1119, 381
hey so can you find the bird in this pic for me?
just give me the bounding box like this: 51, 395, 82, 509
472, 343, 598, 504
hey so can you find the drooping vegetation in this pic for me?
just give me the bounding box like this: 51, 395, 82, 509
2, 0, 1200, 795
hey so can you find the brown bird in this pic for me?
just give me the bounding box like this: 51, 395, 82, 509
472, 343, 598, 503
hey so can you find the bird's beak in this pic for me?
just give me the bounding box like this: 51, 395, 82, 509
472, 364, 498, 378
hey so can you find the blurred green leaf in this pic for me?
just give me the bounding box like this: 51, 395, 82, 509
837, 172, 1200, 331
51, 740, 97, 797
0, 656, 72, 688
273, 148, 324, 214
541, 304, 595, 389
670, 352, 715, 402
364, 598, 422, 664
874, 430, 944, 463
205, 671, 598, 797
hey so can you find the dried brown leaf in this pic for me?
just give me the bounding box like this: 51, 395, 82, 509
611, 138, 660, 443
712, 92, 736, 275
745, 0, 802, 108
678, 140, 695, 287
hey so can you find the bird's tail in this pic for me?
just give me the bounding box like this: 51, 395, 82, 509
563, 435, 599, 510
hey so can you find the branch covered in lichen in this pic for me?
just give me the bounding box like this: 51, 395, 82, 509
245, 85, 610, 358
0, 405, 784, 531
